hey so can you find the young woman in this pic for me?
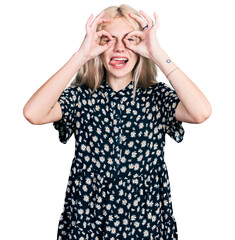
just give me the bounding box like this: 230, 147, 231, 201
23, 4, 212, 240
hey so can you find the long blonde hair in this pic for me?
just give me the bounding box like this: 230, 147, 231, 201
70, 4, 158, 98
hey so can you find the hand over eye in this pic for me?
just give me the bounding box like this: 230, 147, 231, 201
78, 10, 115, 61
123, 10, 161, 60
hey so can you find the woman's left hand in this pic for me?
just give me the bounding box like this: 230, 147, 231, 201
124, 10, 161, 60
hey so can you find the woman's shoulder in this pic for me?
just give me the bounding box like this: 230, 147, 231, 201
65, 84, 93, 96
146, 81, 172, 95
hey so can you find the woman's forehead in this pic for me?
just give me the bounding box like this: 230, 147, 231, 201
102, 18, 135, 32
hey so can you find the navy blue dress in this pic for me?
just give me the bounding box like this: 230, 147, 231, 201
53, 78, 184, 240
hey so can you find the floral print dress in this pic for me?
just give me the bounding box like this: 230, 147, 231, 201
53, 78, 184, 240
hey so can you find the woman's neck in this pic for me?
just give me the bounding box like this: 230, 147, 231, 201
106, 74, 132, 92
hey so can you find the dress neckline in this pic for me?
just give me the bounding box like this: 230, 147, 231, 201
100, 78, 135, 98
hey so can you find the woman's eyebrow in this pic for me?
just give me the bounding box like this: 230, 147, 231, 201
111, 32, 133, 38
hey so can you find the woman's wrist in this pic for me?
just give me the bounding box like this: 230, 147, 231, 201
150, 47, 165, 64
151, 48, 178, 78
73, 50, 89, 66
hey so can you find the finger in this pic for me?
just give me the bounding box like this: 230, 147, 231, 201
129, 13, 147, 29
90, 10, 105, 29
139, 10, 154, 28
103, 38, 115, 50
123, 38, 136, 52
152, 12, 159, 30
97, 30, 114, 46
97, 18, 110, 25
125, 30, 144, 40
97, 38, 115, 55
85, 14, 94, 33
96, 30, 113, 39
124, 31, 143, 46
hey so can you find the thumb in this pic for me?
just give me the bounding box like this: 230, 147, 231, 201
123, 39, 136, 52
103, 38, 115, 50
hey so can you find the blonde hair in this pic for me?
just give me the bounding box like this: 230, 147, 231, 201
70, 4, 158, 99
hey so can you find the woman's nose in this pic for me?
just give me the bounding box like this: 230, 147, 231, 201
113, 39, 126, 52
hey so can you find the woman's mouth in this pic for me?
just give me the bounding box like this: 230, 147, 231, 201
109, 57, 129, 69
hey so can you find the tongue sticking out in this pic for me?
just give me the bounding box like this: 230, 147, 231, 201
110, 59, 127, 66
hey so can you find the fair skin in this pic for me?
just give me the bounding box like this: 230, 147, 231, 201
99, 18, 139, 92
23, 10, 113, 124
124, 10, 212, 123
23, 9, 211, 125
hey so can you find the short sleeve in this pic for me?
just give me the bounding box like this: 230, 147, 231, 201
53, 87, 80, 144
159, 82, 185, 143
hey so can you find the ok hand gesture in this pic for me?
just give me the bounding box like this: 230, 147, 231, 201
78, 10, 115, 61
124, 10, 161, 61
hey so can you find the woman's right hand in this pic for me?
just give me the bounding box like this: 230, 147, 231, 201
78, 10, 114, 61
23, 10, 115, 125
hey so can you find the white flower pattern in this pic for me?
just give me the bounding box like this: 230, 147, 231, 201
53, 78, 184, 240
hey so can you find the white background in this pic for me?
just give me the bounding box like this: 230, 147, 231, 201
1, 0, 234, 239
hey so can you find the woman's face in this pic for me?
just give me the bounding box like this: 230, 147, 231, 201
99, 18, 139, 82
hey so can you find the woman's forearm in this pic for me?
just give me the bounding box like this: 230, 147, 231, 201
23, 50, 87, 124
151, 48, 212, 123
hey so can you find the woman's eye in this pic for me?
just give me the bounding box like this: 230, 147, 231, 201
100, 38, 111, 46
128, 38, 134, 41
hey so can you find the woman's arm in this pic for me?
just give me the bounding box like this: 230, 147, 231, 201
23, 10, 114, 125
151, 48, 212, 124
23, 51, 87, 125
125, 10, 212, 124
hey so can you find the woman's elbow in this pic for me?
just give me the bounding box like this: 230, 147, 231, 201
194, 103, 212, 124
23, 106, 40, 125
